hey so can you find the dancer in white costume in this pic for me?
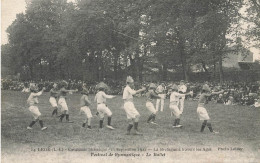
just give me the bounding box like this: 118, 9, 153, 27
169, 84, 191, 128
49, 82, 59, 116
178, 80, 187, 114
156, 82, 166, 112
146, 83, 163, 124
197, 84, 223, 134
123, 76, 146, 135
94, 82, 115, 130
27, 83, 47, 130
80, 88, 92, 129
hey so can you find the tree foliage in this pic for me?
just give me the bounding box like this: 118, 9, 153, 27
2, 0, 253, 82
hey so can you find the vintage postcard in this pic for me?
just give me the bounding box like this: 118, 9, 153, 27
1, 0, 260, 162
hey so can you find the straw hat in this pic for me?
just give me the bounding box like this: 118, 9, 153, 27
81, 88, 89, 95
149, 83, 156, 89
202, 84, 210, 92
60, 80, 68, 87
171, 84, 178, 91
96, 82, 108, 90
126, 76, 134, 83
29, 83, 37, 92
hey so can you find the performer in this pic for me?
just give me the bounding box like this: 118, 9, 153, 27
169, 84, 191, 128
178, 80, 187, 114
123, 76, 146, 135
27, 83, 47, 130
49, 82, 59, 116
58, 80, 78, 123
80, 87, 92, 130
155, 82, 166, 112
197, 84, 224, 134
94, 82, 115, 130
146, 83, 163, 124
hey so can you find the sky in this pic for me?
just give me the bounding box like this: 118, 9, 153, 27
1, 0, 260, 61
1, 0, 27, 45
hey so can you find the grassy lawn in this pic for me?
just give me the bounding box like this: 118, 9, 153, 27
1, 90, 260, 163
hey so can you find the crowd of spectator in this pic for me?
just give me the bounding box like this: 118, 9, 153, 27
1, 78, 124, 94
187, 81, 260, 106
1, 78, 260, 107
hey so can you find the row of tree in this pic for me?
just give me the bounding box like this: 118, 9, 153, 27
2, 0, 259, 83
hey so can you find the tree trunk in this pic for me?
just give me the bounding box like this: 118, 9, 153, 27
82, 58, 86, 81
29, 62, 34, 80
218, 54, 224, 84
135, 56, 140, 82
59, 63, 63, 79
162, 64, 168, 81
66, 59, 70, 80
213, 55, 216, 80
40, 60, 43, 80
113, 52, 119, 81
101, 59, 104, 81
129, 54, 137, 80
88, 51, 95, 81
96, 51, 103, 81
138, 58, 144, 83
176, 30, 189, 81
180, 50, 189, 81
95, 58, 99, 81
138, 44, 147, 83
49, 61, 55, 80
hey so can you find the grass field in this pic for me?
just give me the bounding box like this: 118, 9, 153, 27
1, 90, 260, 163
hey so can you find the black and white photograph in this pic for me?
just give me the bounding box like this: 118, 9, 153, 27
1, 0, 260, 162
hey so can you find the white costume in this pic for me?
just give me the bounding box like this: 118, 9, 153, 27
178, 84, 187, 113
123, 85, 140, 119
169, 91, 185, 118
27, 91, 43, 119
95, 91, 114, 118
80, 95, 93, 119
155, 85, 166, 112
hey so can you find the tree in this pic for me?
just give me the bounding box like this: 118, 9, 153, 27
244, 0, 260, 46
6, 0, 75, 80
4, 0, 245, 83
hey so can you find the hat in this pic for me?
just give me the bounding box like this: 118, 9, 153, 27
171, 84, 178, 91
60, 80, 68, 87
96, 82, 108, 90
202, 84, 210, 92
29, 83, 37, 92
81, 88, 89, 95
149, 83, 156, 89
126, 76, 134, 83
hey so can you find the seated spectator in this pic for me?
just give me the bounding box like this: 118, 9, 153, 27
224, 94, 234, 105
253, 98, 260, 108
216, 94, 225, 104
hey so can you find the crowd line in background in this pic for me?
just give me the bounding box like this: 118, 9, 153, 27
1, 78, 260, 107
